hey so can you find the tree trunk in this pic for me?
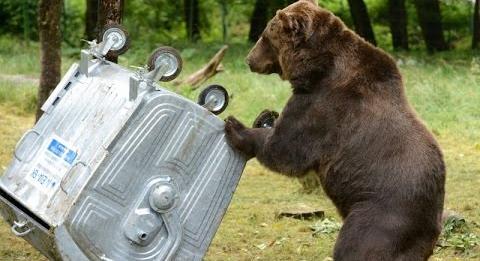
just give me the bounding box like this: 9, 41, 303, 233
85, 0, 98, 40
248, 0, 297, 43
248, 0, 269, 42
270, 0, 296, 12
473, 0, 480, 49
413, 0, 448, 52
184, 0, 201, 42
97, 0, 124, 62
347, 0, 377, 46
388, 0, 408, 50
219, 0, 228, 42
36, 0, 63, 121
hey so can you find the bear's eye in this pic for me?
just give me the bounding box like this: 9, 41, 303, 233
264, 20, 277, 32
261, 34, 271, 45
260, 35, 278, 53
268, 21, 277, 32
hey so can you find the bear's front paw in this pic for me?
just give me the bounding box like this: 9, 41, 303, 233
224, 116, 255, 159
225, 116, 246, 132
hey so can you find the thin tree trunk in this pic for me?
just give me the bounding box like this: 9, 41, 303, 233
347, 0, 377, 46
473, 0, 480, 49
22, 0, 30, 45
248, 0, 269, 43
220, 0, 228, 42
184, 0, 201, 42
414, 0, 448, 52
36, 0, 63, 121
85, 0, 98, 40
388, 0, 408, 50
97, 0, 124, 62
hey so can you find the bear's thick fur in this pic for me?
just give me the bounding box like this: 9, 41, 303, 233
224, 0, 446, 260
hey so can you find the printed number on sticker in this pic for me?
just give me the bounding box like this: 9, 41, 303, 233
30, 167, 57, 190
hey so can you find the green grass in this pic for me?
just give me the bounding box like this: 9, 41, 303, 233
0, 80, 37, 115
0, 36, 479, 260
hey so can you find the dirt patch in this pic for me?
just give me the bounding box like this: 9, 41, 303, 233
0, 74, 39, 86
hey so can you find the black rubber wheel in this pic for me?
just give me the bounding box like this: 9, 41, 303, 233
198, 85, 229, 115
100, 23, 130, 56
147, 46, 183, 82
252, 109, 279, 128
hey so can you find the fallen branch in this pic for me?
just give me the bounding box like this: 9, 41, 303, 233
174, 45, 228, 89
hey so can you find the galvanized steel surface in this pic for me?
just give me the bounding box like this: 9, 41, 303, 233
0, 58, 246, 260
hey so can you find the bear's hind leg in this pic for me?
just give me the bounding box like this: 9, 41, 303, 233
333, 206, 433, 261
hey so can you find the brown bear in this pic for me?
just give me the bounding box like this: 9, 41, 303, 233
224, 0, 446, 260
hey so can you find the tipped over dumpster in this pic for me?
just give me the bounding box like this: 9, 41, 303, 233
0, 24, 246, 261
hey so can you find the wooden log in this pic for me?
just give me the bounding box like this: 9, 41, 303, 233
276, 203, 325, 220
175, 45, 228, 89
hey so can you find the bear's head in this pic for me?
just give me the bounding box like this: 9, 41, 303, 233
246, 0, 349, 90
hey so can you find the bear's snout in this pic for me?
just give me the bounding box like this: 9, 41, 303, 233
245, 55, 262, 73
246, 59, 272, 74
246, 49, 278, 74
246, 37, 280, 75
245, 57, 254, 70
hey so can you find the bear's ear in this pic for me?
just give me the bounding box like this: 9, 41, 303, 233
277, 10, 314, 44
298, 0, 318, 6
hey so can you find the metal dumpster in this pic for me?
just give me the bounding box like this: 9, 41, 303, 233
0, 25, 246, 260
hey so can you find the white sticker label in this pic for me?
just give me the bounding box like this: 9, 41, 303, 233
26, 135, 77, 195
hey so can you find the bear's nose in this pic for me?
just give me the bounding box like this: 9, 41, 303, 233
245, 57, 251, 66
245, 57, 255, 71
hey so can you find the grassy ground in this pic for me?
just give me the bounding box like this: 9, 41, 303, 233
0, 36, 479, 260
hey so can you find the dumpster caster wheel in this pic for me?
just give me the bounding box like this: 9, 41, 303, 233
147, 46, 183, 82
198, 85, 229, 115
100, 23, 130, 56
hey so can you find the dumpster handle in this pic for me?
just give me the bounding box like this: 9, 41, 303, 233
158, 210, 183, 261
14, 129, 42, 163
11, 220, 33, 237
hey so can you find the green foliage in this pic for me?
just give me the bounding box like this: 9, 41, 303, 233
0, 0, 477, 50
0, 0, 38, 40
0, 0, 85, 47
124, 0, 184, 43
404, 0, 425, 48
123, 0, 254, 43
310, 218, 342, 236
318, 0, 351, 23
437, 215, 480, 255
62, 0, 86, 47
441, 0, 473, 48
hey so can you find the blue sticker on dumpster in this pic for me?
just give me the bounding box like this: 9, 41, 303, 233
47, 138, 76, 165
64, 150, 77, 164
27, 136, 78, 194
48, 139, 66, 158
